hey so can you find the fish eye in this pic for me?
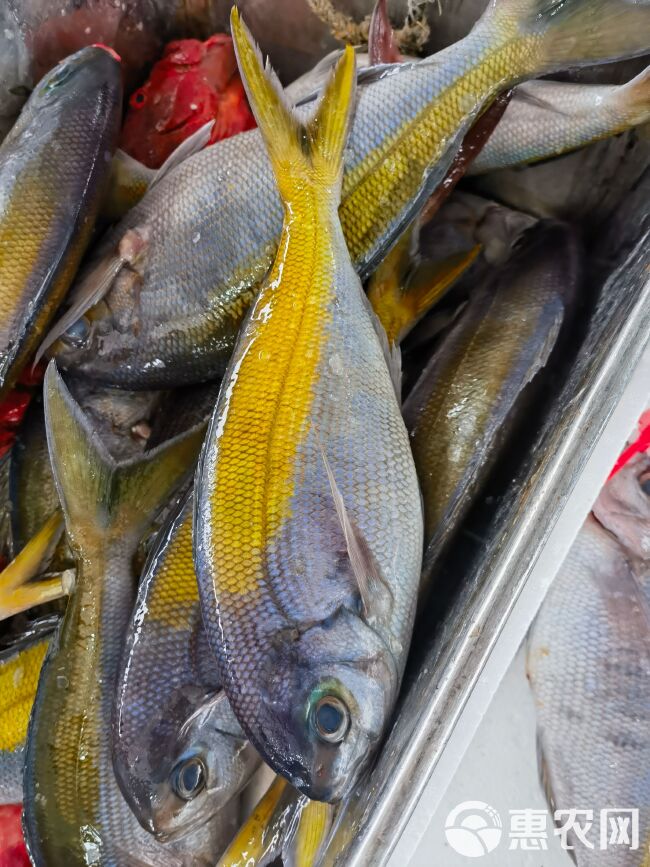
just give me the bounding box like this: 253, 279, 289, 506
171, 756, 206, 801
129, 89, 147, 109
311, 695, 350, 744
41, 63, 76, 94
62, 317, 91, 347
639, 472, 650, 496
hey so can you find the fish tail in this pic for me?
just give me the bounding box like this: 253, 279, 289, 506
484, 0, 650, 72
290, 798, 333, 867
230, 7, 355, 201
617, 66, 650, 123
43, 362, 203, 546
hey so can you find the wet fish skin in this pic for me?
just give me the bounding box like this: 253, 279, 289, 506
23, 364, 206, 867
471, 67, 650, 174
217, 777, 332, 867
402, 222, 579, 587
527, 452, 650, 865
0, 615, 56, 805
115, 491, 260, 843
0, 46, 121, 400
195, 16, 422, 803
9, 398, 58, 554
52, 0, 650, 389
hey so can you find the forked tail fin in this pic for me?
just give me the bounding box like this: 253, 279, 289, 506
230, 7, 356, 202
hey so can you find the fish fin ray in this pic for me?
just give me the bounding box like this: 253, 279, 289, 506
619, 64, 650, 121
149, 120, 215, 189
231, 8, 355, 190
320, 447, 393, 623
34, 252, 126, 366
368, 0, 402, 65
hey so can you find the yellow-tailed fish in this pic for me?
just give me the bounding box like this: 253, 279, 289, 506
471, 65, 650, 174
403, 221, 580, 589
0, 46, 121, 399
114, 490, 260, 845
528, 451, 650, 862
217, 777, 333, 867
0, 615, 56, 805
51, 0, 650, 388
194, 12, 422, 803
23, 363, 210, 867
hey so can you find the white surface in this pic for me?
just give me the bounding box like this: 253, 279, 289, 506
411, 646, 573, 867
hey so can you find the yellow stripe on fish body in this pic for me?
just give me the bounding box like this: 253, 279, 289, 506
207, 14, 356, 598
340, 36, 539, 264
0, 638, 48, 752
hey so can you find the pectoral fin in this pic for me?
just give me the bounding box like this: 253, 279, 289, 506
34, 227, 150, 366
321, 448, 393, 624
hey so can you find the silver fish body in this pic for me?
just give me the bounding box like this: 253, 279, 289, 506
471, 69, 650, 174
527, 453, 650, 865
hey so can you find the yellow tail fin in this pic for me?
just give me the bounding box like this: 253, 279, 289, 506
230, 7, 355, 198
620, 65, 650, 123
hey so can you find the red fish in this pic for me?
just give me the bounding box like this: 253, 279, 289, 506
0, 363, 46, 461
120, 34, 256, 169
0, 806, 29, 867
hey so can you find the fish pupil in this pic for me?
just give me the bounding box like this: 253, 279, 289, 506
640, 476, 650, 496
313, 695, 350, 743
173, 757, 205, 799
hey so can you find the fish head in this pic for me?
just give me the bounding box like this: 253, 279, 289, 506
116, 686, 257, 843
593, 451, 650, 562
119, 35, 254, 169
255, 608, 399, 803
26, 45, 122, 125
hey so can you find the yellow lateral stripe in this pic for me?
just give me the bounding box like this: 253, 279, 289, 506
208, 15, 353, 597
294, 799, 332, 867
0, 639, 48, 751
339, 37, 538, 265
146, 509, 200, 626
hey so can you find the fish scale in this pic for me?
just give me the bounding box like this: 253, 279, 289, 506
54, 0, 650, 388
114, 490, 258, 847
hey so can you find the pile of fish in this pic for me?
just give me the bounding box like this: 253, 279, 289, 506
0, 0, 648, 863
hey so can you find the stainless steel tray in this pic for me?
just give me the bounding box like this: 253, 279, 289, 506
321, 162, 650, 866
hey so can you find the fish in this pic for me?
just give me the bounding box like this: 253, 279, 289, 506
217, 777, 333, 867
50, 0, 650, 389
0, 615, 56, 805
114, 490, 260, 843
9, 398, 59, 555
402, 222, 580, 588
470, 66, 650, 174
527, 450, 650, 863
23, 363, 207, 867
0, 45, 121, 401
120, 34, 255, 170
194, 12, 422, 803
